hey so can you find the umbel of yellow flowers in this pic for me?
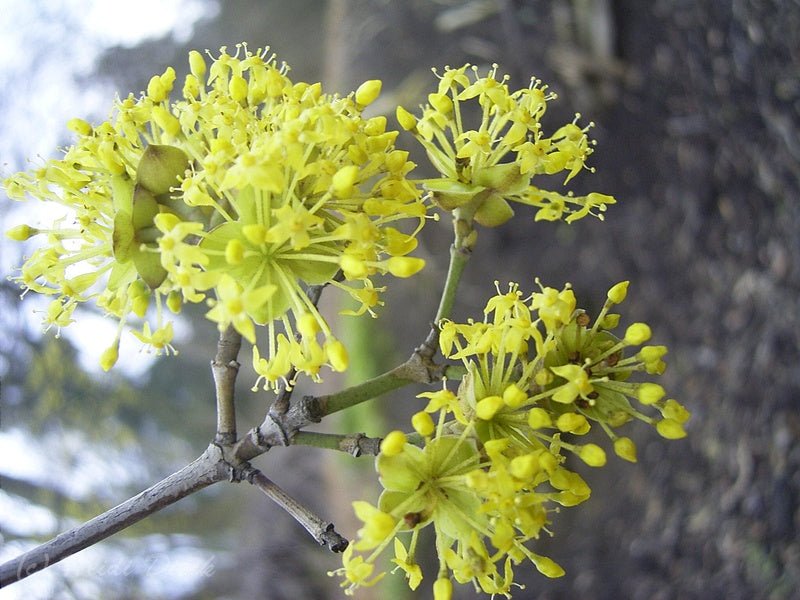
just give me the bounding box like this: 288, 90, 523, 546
4, 45, 427, 384
333, 281, 689, 598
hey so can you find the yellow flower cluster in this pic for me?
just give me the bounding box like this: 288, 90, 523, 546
334, 281, 689, 597
397, 64, 615, 227
5, 45, 427, 382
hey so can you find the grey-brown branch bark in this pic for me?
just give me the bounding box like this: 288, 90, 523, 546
0, 444, 228, 588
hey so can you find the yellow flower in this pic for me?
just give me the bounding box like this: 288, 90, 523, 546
401, 64, 616, 226
5, 44, 428, 379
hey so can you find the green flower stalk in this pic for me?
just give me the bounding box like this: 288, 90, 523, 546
4, 45, 427, 383
397, 64, 615, 227
334, 281, 689, 597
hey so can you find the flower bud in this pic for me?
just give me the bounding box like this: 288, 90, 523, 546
624, 322, 652, 345
476, 395, 504, 420
136, 144, 190, 196
428, 92, 453, 114
243, 223, 267, 245
474, 194, 514, 227
188, 50, 206, 79
325, 339, 349, 372
607, 280, 629, 304
396, 106, 417, 131
656, 418, 687, 439
332, 165, 359, 196
531, 553, 565, 578
385, 256, 425, 278
613, 437, 638, 462
225, 239, 245, 265
5, 224, 36, 241
662, 398, 691, 423
433, 577, 453, 600
66, 118, 93, 136
528, 407, 552, 429
578, 443, 607, 467
509, 453, 538, 480
166, 290, 183, 314
229, 74, 249, 102
502, 383, 527, 408
100, 342, 120, 372
380, 430, 407, 456
411, 411, 435, 437
637, 383, 666, 405
556, 412, 590, 434
355, 79, 382, 107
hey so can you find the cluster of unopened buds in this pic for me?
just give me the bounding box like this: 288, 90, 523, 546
5, 46, 687, 599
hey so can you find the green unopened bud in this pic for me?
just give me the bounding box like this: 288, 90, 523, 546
151, 105, 181, 138
662, 398, 691, 423
332, 165, 359, 196
528, 407, 552, 429
509, 454, 538, 480
656, 418, 687, 439
425, 179, 484, 210
6, 224, 36, 241
556, 412, 590, 434
613, 437, 638, 462
242, 223, 267, 245
166, 290, 182, 314
624, 322, 652, 345
474, 163, 528, 194
229, 74, 248, 102
188, 50, 206, 79
502, 383, 527, 408
607, 281, 629, 304
396, 106, 417, 131
474, 194, 514, 227
578, 443, 607, 467
531, 553, 565, 578
600, 313, 621, 329
355, 79, 382, 107
428, 92, 453, 114
225, 239, 245, 265
325, 339, 349, 372
136, 144, 190, 195
385, 256, 425, 278
132, 294, 150, 318
637, 382, 666, 405
380, 430, 406, 456
476, 395, 504, 420
433, 577, 453, 600
639, 345, 668, 363
411, 411, 435, 436
100, 342, 120, 372
66, 118, 93, 136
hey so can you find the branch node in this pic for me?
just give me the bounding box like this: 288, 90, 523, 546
267, 411, 291, 446
321, 523, 349, 553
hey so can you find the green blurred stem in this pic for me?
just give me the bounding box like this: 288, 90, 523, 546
292, 431, 382, 456
433, 215, 474, 324
321, 363, 418, 415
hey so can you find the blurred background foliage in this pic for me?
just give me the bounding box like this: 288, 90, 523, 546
1, 1, 799, 599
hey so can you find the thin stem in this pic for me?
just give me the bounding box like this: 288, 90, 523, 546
433, 216, 474, 325
320, 356, 430, 416
292, 431, 382, 456
212, 325, 242, 445
245, 468, 348, 552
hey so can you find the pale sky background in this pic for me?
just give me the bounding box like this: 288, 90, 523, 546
0, 2, 221, 598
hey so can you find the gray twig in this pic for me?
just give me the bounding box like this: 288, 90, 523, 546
244, 467, 348, 552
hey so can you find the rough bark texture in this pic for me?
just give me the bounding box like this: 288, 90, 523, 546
331, 1, 800, 598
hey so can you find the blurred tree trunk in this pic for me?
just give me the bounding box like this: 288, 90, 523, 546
327, 1, 800, 599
